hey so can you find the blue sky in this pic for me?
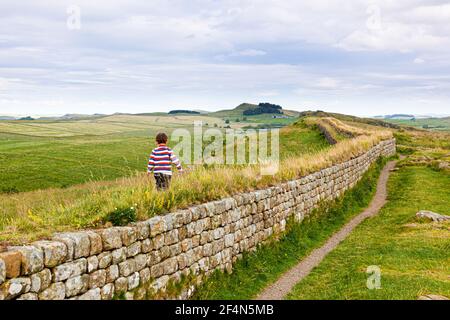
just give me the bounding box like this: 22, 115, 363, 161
1, 0, 450, 117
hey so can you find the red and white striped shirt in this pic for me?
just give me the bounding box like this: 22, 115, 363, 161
147, 144, 182, 175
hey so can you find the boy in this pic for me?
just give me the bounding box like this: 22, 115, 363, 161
147, 132, 182, 190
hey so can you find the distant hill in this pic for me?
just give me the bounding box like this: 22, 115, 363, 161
380, 114, 415, 120
168, 110, 200, 115
207, 103, 299, 118
18, 116, 35, 121
0, 116, 17, 120
243, 103, 283, 116
298, 110, 400, 129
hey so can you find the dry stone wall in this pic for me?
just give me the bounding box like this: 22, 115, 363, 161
0, 139, 396, 300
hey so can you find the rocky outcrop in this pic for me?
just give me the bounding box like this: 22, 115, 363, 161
416, 211, 450, 222
0, 139, 396, 300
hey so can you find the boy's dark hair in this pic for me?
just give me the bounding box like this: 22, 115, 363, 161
155, 132, 168, 144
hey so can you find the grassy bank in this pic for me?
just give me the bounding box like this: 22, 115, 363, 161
0, 118, 392, 244
287, 165, 450, 300
192, 157, 388, 299
0, 119, 326, 193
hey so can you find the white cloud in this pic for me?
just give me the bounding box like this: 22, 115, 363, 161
231, 49, 267, 57
1, 0, 450, 116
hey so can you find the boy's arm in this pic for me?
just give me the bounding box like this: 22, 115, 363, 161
147, 152, 155, 174
170, 150, 182, 171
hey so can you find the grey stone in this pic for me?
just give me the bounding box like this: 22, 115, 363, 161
0, 258, 5, 285
101, 283, 115, 300
148, 216, 166, 236
87, 255, 99, 273
86, 231, 103, 255
119, 259, 136, 277
17, 292, 38, 300
78, 288, 101, 300
96, 228, 122, 250
126, 241, 142, 257
152, 234, 165, 249
150, 262, 164, 278
8, 246, 44, 275
30, 268, 51, 293
98, 252, 112, 269
38, 282, 65, 300
150, 275, 169, 292
139, 268, 151, 285
161, 257, 178, 275
53, 258, 87, 282
111, 247, 127, 264
165, 229, 179, 245
147, 250, 161, 267
127, 272, 140, 290
133, 221, 150, 240
106, 264, 119, 283
53, 232, 90, 259
52, 234, 75, 261
31, 240, 67, 268
134, 254, 147, 272
117, 226, 138, 246
65, 274, 89, 297
416, 211, 450, 222
141, 238, 153, 253
89, 269, 107, 289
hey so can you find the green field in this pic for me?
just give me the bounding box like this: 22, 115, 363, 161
384, 117, 450, 131
0, 114, 217, 193
287, 165, 450, 299
0, 115, 325, 193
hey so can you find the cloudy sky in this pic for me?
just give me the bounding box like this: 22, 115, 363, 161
1, 0, 450, 117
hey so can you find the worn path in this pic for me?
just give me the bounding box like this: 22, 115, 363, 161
256, 160, 398, 300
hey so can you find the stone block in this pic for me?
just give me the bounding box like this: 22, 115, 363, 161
126, 241, 142, 257
86, 231, 103, 255
106, 264, 119, 283
111, 247, 127, 264
77, 288, 101, 300
53, 232, 90, 259
96, 228, 122, 250
53, 258, 87, 282
32, 240, 67, 268
127, 272, 140, 290
38, 282, 65, 300
98, 252, 112, 269
148, 216, 166, 237
117, 226, 137, 246
101, 283, 114, 300
65, 274, 89, 297
30, 268, 51, 293
87, 255, 99, 273
89, 269, 106, 289
8, 246, 44, 275
119, 259, 136, 277
0, 251, 22, 278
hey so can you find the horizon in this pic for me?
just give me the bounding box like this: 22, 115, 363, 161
0, 101, 450, 119
1, 1, 450, 117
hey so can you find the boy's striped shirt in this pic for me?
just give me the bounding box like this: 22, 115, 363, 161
148, 144, 182, 175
